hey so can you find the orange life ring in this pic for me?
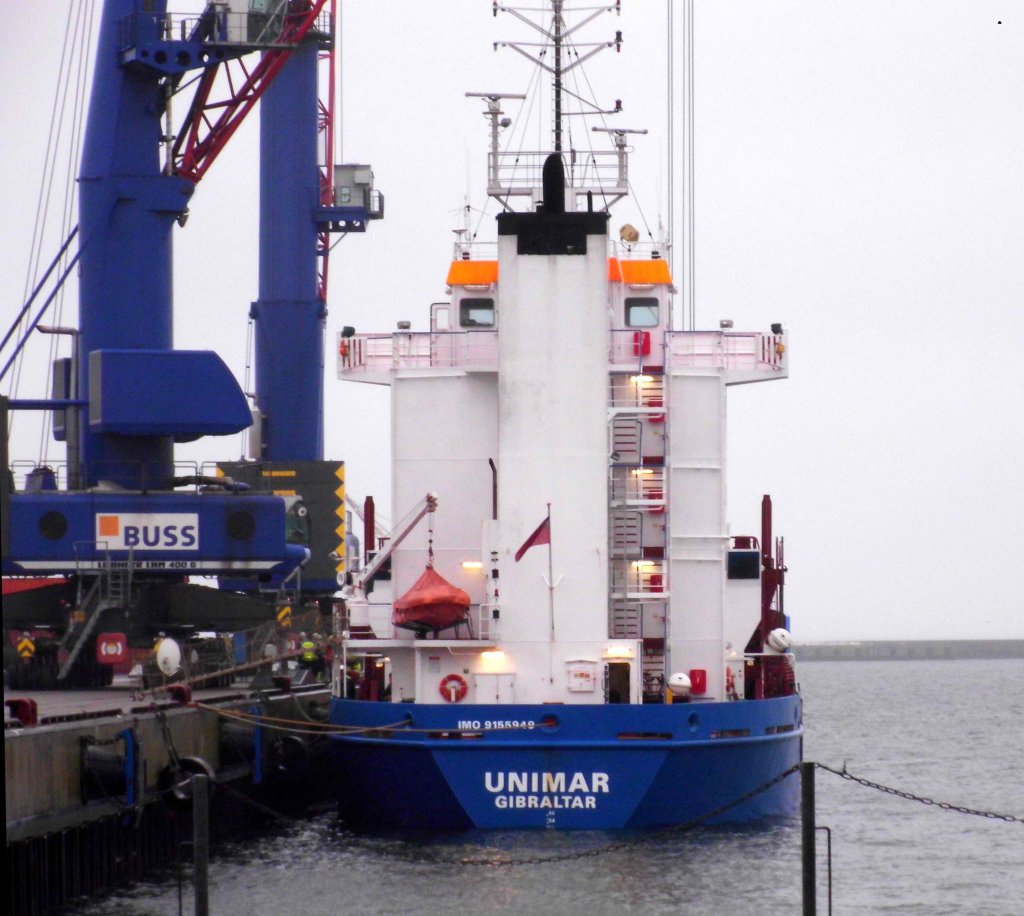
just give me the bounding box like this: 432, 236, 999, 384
339, 340, 349, 357
439, 673, 468, 703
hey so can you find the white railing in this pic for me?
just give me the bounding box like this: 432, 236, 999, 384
345, 602, 393, 639
609, 469, 665, 504
470, 604, 492, 641
338, 329, 784, 380
608, 373, 665, 410
610, 563, 667, 600
666, 331, 785, 373
338, 331, 498, 377
346, 602, 492, 641
609, 329, 663, 367
487, 149, 628, 202
609, 240, 668, 262
11, 461, 65, 491
452, 241, 498, 262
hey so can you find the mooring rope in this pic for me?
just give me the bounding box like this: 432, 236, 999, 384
192, 702, 413, 737
214, 778, 302, 825
153, 704, 183, 771
192, 702, 566, 737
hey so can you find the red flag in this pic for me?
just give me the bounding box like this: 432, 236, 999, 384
514, 516, 551, 562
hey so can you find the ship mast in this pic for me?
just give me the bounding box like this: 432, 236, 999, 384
553, 0, 563, 154
484, 2, 633, 209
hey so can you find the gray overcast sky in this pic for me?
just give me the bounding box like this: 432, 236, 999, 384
2, 2, 1022, 641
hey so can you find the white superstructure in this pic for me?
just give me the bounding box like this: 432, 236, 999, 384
337, 179, 786, 710
334, 3, 788, 710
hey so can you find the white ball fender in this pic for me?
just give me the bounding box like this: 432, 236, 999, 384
155, 638, 182, 676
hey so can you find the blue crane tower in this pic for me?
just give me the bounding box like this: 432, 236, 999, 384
1, 0, 381, 686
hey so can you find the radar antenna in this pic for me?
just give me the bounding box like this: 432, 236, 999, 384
474, 2, 639, 210
493, 1, 622, 153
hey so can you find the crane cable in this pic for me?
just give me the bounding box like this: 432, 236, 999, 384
684, 0, 696, 330
8, 0, 95, 465
42, 0, 95, 459
564, 41, 606, 210
667, 0, 674, 314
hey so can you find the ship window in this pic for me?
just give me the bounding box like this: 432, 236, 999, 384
459, 298, 495, 327
728, 550, 760, 580
285, 499, 310, 546
625, 297, 659, 328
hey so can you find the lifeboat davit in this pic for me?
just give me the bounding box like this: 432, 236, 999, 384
393, 566, 471, 635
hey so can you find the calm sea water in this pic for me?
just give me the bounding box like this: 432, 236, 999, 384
70, 659, 1024, 915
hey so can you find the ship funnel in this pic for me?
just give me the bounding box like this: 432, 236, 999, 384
541, 154, 566, 215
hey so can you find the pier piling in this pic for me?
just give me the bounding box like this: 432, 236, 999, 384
801, 760, 816, 916
193, 774, 210, 916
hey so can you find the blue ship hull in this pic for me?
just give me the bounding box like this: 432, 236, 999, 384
329, 695, 802, 830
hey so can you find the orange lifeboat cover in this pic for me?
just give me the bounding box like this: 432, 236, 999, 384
393, 566, 471, 632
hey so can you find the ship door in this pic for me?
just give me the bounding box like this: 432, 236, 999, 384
430, 302, 450, 331
430, 302, 455, 367
605, 662, 631, 704
474, 673, 515, 703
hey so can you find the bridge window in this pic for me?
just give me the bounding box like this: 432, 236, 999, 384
460, 298, 495, 327
625, 297, 659, 328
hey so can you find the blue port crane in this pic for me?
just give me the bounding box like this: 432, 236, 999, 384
1, 0, 381, 686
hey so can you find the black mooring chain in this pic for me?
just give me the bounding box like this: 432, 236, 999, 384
815, 762, 1024, 824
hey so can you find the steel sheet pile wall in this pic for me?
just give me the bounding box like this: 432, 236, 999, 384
8, 805, 188, 915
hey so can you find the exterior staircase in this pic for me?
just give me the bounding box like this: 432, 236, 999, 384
607, 370, 669, 644
57, 556, 133, 682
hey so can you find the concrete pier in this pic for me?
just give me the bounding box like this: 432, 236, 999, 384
5, 679, 333, 913
794, 639, 1024, 662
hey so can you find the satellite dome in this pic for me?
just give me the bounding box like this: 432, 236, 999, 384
667, 672, 692, 697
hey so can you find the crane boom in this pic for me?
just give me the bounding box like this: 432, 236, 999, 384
357, 495, 439, 590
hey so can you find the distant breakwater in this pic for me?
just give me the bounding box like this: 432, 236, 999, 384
795, 639, 1024, 661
